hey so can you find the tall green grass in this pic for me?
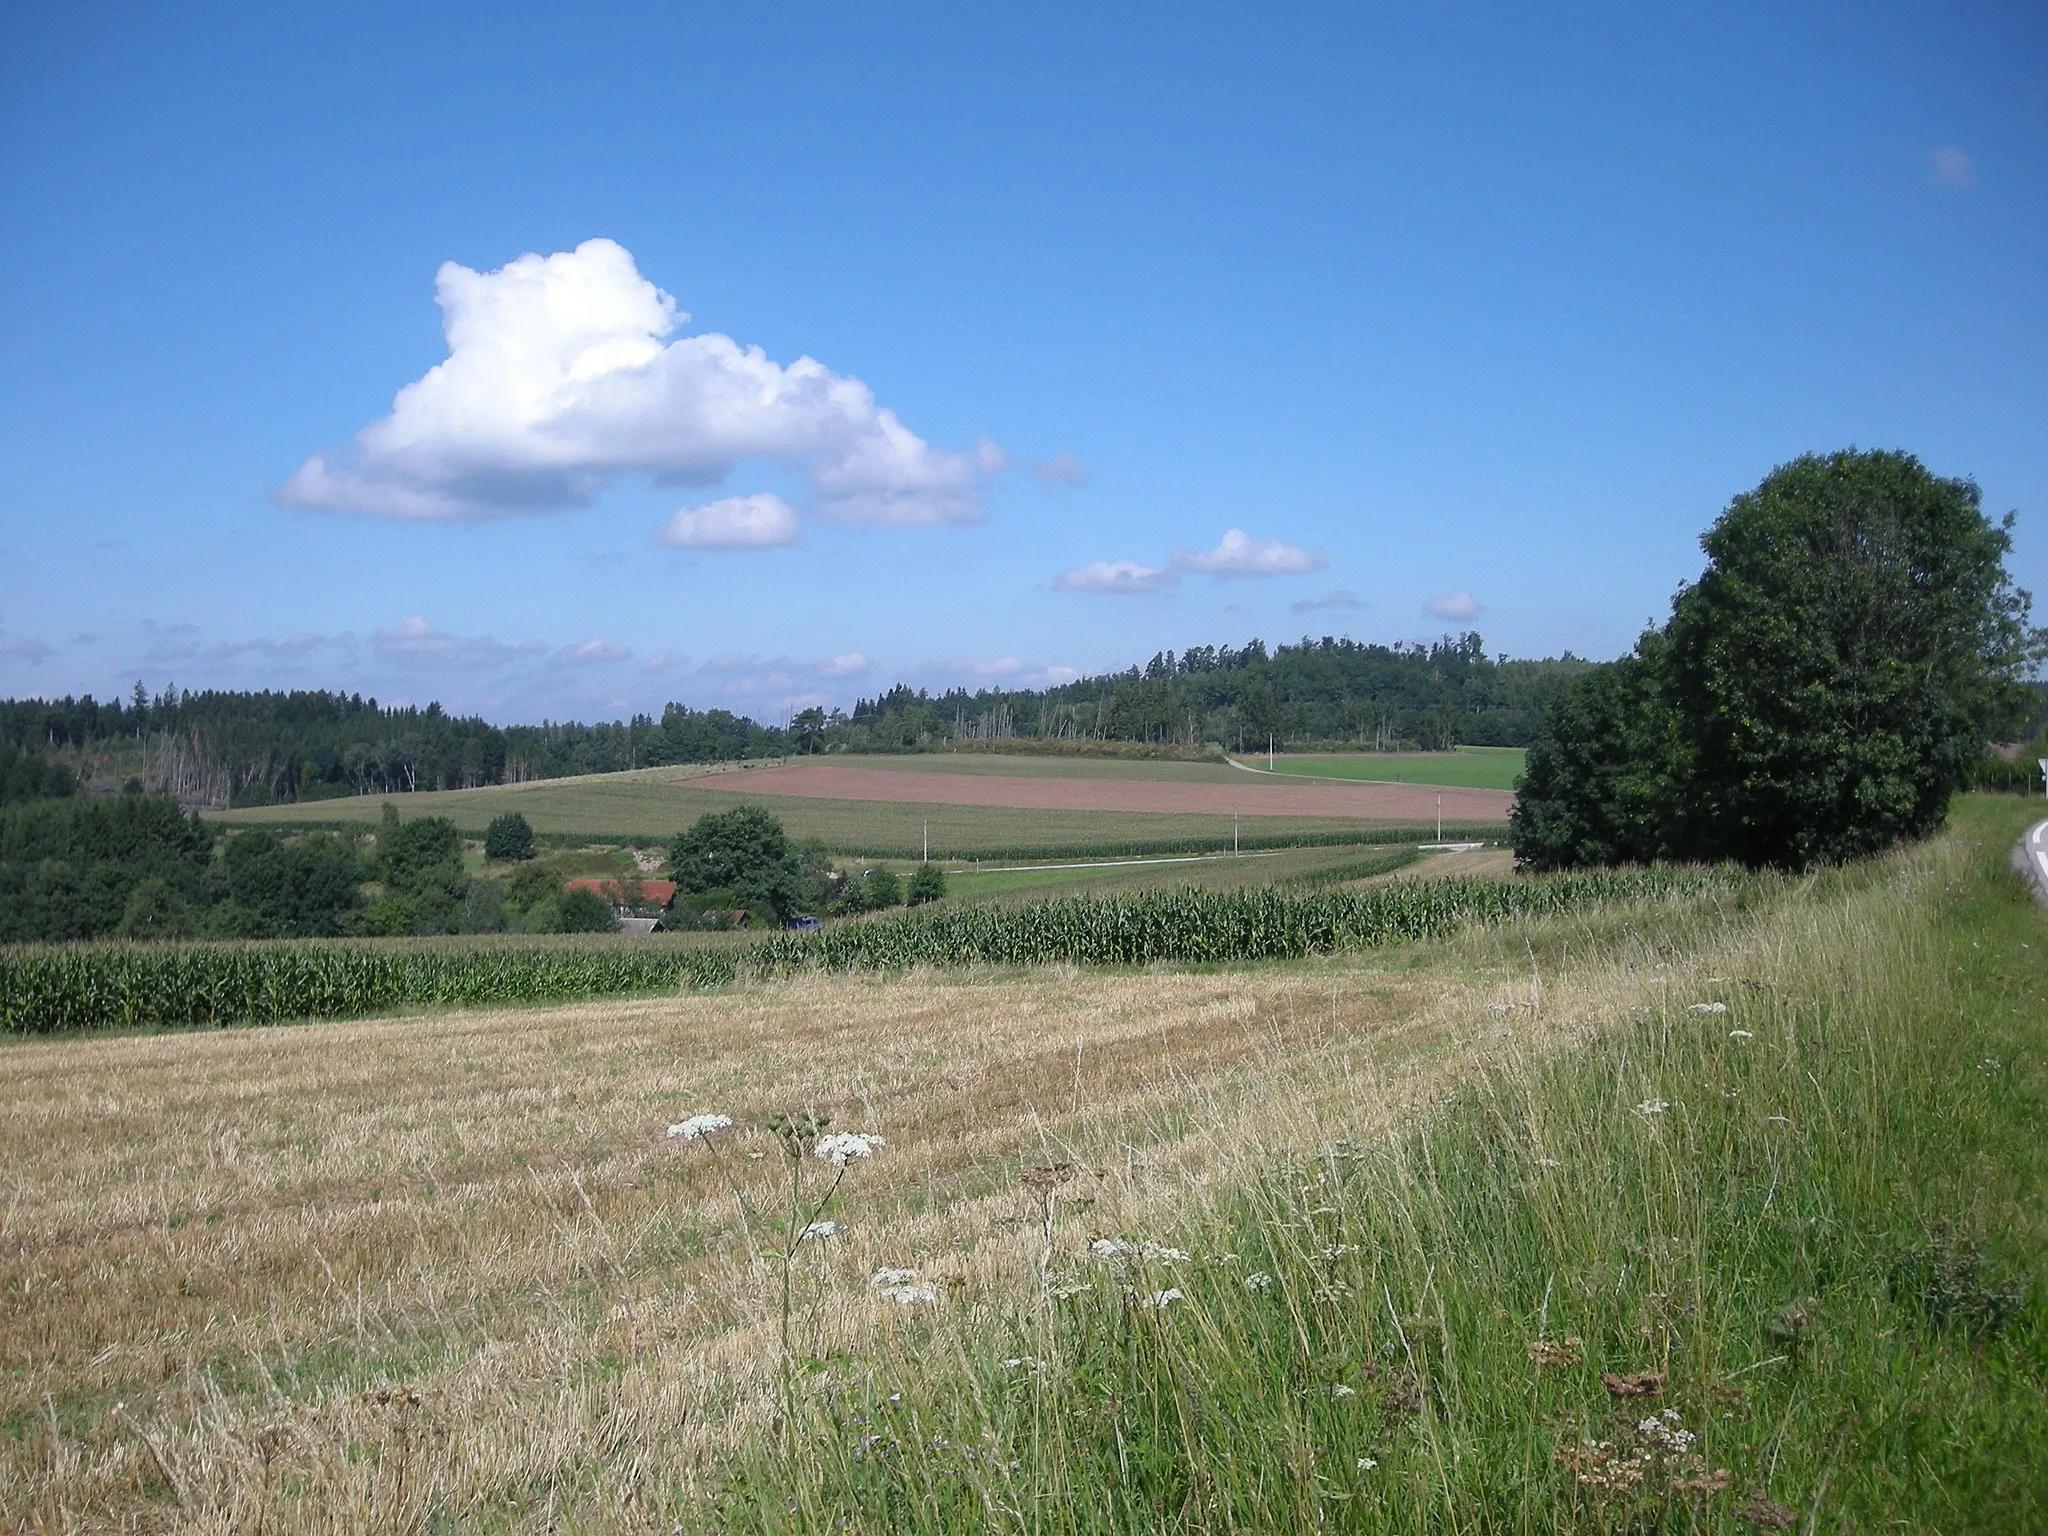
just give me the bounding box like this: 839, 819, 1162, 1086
712, 800, 2048, 1533
2, 869, 1729, 1035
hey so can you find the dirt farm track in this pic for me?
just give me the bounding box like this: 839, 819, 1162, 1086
697, 762, 1515, 821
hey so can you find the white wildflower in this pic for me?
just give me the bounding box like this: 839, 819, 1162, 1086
1729, 1029, 1753, 1040
1318, 1244, 1362, 1260
880, 1282, 938, 1305
1671, 1429, 1697, 1452
871, 1267, 919, 1288
1636, 1100, 1671, 1117
1137, 1288, 1183, 1310
813, 1132, 886, 1166
1089, 1238, 1187, 1263
801, 1219, 845, 1241
667, 1113, 733, 1141
1325, 1384, 1356, 1398
1244, 1272, 1276, 1290
1638, 1416, 1668, 1441
1357, 1457, 1379, 1471
1535, 1157, 1562, 1169
1688, 1002, 1727, 1014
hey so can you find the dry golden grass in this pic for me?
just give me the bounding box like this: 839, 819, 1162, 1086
1, 887, 1771, 1533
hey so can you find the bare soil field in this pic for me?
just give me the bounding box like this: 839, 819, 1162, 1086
696, 761, 1514, 821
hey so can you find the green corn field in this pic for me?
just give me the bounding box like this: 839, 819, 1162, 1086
0, 868, 1733, 1036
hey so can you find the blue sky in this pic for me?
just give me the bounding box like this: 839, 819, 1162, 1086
2, 2, 2043, 723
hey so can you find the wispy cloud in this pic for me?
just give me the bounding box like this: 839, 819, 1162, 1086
279, 238, 998, 527
373, 616, 546, 667
1290, 588, 1364, 616
1032, 451, 1087, 491
1928, 145, 1976, 189
1173, 529, 1326, 577
1055, 559, 1178, 594
1424, 591, 1482, 621
0, 635, 52, 663
656, 492, 801, 549
554, 638, 631, 667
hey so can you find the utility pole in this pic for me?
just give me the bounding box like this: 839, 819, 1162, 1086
923, 819, 929, 863
1234, 807, 1239, 858
1437, 791, 1443, 842
1268, 733, 1274, 771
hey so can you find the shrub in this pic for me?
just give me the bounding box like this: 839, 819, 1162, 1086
483, 811, 536, 861
906, 863, 946, 905
554, 887, 617, 933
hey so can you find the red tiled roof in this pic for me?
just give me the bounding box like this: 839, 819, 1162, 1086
563, 878, 678, 905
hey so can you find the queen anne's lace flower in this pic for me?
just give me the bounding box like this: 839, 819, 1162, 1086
1636, 1100, 1671, 1116
1729, 1029, 1754, 1040
801, 1220, 845, 1241
879, 1282, 938, 1305
813, 1132, 886, 1166
1688, 1002, 1728, 1015
667, 1114, 732, 1141
1089, 1238, 1187, 1263
1244, 1272, 1276, 1290
870, 1267, 919, 1288
1137, 1288, 1183, 1310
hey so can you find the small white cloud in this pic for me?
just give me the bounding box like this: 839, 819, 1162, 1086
1929, 146, 1976, 189
1173, 529, 1326, 578
816, 652, 870, 678
657, 492, 801, 549
1424, 591, 1483, 621
1, 636, 52, 663
1032, 451, 1087, 491
643, 649, 692, 672
1291, 588, 1364, 616
279, 238, 995, 527
1055, 559, 1179, 594
975, 438, 1010, 477
556, 638, 631, 666
373, 615, 544, 667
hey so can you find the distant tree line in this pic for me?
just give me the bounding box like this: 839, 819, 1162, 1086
1, 635, 1594, 812
829, 634, 1594, 756
0, 688, 786, 808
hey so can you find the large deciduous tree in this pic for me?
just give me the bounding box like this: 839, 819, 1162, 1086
1513, 450, 2040, 871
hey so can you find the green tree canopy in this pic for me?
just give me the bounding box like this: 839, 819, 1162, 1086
1513, 449, 2041, 871
483, 811, 536, 861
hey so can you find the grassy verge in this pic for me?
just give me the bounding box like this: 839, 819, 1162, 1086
715, 797, 2048, 1533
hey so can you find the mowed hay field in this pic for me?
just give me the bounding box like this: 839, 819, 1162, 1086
213, 754, 1507, 858
7, 870, 1805, 1533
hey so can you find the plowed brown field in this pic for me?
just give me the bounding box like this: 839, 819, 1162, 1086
695, 762, 1513, 820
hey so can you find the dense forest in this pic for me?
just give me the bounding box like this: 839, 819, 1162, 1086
836, 633, 1592, 753
1, 633, 1595, 807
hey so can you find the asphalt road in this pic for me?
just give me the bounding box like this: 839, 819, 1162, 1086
2018, 817, 2048, 904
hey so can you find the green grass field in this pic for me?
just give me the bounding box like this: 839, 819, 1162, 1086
212, 764, 1492, 859
1262, 744, 1527, 789
720, 795, 2048, 1533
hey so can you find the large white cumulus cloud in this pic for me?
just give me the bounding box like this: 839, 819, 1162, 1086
279, 239, 992, 525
